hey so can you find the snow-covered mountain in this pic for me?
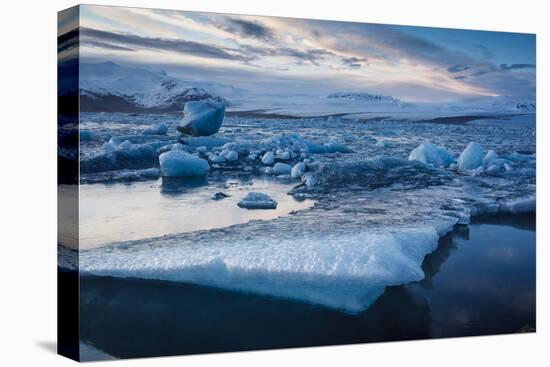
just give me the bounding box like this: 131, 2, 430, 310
78, 62, 243, 113
72, 62, 536, 116
327, 92, 401, 104
490, 100, 536, 112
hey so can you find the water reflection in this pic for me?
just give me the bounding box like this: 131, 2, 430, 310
77, 215, 535, 360
160, 176, 208, 196
79, 177, 314, 248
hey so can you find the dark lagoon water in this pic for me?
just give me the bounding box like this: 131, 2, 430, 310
77, 214, 535, 360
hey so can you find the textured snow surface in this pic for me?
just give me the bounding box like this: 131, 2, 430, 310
76, 223, 448, 312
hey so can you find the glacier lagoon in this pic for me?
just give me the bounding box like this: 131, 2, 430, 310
76, 214, 535, 360
61, 110, 535, 331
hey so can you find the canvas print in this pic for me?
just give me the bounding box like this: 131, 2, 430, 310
58, 4, 536, 361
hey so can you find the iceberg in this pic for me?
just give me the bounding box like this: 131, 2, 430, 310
177, 100, 225, 136
159, 150, 210, 177
408, 143, 453, 168
457, 142, 484, 170
237, 192, 278, 209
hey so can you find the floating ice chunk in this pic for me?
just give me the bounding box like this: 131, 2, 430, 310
273, 162, 292, 175
262, 151, 275, 165
237, 192, 278, 209
457, 142, 484, 170
291, 162, 306, 178
220, 150, 239, 162
483, 150, 498, 166
177, 100, 225, 136
207, 153, 225, 164
408, 143, 453, 168
276, 149, 290, 160
211, 192, 229, 200
159, 150, 210, 177
142, 123, 168, 135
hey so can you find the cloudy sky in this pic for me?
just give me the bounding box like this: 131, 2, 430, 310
72, 5, 535, 102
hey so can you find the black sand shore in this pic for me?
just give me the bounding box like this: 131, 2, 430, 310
71, 214, 535, 360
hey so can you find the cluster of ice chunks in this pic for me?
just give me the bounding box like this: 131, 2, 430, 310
166, 132, 352, 184
81, 136, 165, 174
406, 141, 533, 178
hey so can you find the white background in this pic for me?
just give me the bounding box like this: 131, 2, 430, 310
0, 0, 547, 365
